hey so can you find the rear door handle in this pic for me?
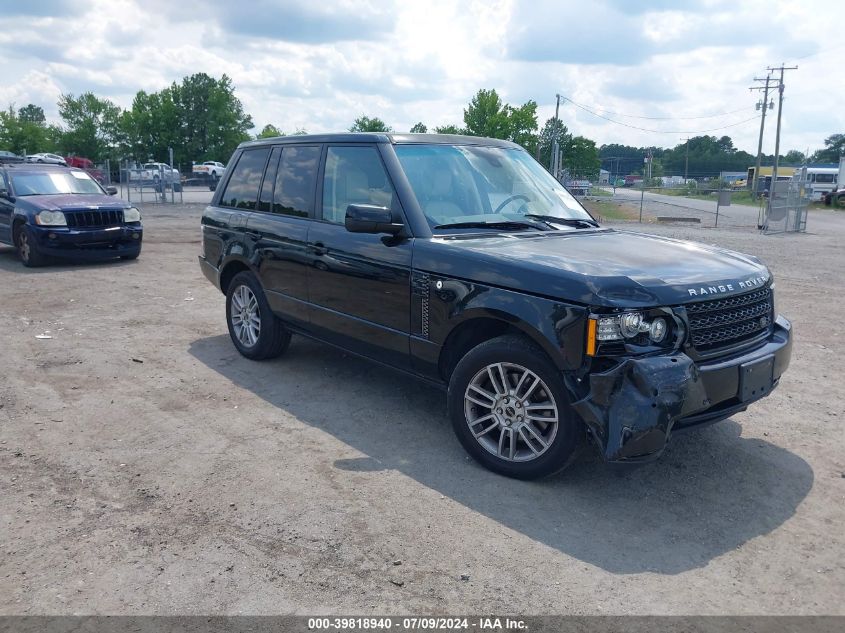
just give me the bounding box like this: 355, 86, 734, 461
245, 231, 260, 241
312, 242, 328, 256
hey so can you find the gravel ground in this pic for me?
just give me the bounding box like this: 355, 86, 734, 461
1, 204, 843, 615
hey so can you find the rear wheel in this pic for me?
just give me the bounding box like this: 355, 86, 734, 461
15, 225, 45, 267
447, 335, 582, 479
225, 271, 291, 360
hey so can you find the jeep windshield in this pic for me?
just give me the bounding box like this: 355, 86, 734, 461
11, 170, 104, 196
394, 144, 597, 232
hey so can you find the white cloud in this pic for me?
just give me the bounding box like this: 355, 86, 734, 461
0, 0, 842, 158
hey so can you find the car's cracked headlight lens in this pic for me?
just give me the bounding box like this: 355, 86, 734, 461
124, 207, 141, 222
35, 210, 67, 226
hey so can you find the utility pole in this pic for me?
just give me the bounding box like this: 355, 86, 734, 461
768, 64, 797, 204
550, 94, 561, 172
749, 74, 775, 197
681, 137, 690, 182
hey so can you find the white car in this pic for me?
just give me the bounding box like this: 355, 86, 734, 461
26, 152, 67, 166
192, 161, 226, 180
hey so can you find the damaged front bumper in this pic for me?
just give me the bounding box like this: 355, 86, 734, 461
570, 315, 792, 463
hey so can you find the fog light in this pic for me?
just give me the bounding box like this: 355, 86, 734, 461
132, 234, 140, 240
650, 317, 667, 342
48, 233, 56, 239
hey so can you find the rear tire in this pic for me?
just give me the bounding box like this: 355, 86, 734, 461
225, 271, 291, 360
15, 225, 46, 267
447, 334, 582, 479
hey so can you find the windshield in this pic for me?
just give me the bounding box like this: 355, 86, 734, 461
11, 170, 104, 196
394, 144, 595, 231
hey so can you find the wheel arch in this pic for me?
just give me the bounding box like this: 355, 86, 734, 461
218, 257, 255, 295
438, 311, 566, 382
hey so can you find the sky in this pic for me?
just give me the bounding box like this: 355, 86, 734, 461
0, 0, 842, 157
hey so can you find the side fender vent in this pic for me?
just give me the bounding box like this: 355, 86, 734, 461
411, 272, 431, 338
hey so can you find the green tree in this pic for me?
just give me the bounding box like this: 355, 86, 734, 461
505, 100, 538, 154
562, 136, 600, 179
463, 89, 509, 139
256, 124, 283, 139
122, 73, 253, 166
434, 124, 463, 134
463, 89, 539, 151
18, 104, 46, 124
0, 104, 59, 155
409, 122, 427, 133
783, 149, 806, 164
539, 117, 571, 168
349, 115, 392, 132
811, 134, 845, 162
58, 92, 123, 161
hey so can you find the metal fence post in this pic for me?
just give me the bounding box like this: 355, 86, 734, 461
639, 185, 645, 222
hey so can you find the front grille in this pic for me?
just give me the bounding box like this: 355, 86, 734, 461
65, 209, 124, 228
685, 287, 773, 353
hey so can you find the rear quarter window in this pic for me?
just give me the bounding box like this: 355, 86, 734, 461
219, 148, 271, 210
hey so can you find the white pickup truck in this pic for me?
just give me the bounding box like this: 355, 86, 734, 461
127, 162, 182, 190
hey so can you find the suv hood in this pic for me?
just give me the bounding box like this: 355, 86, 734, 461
416, 229, 770, 308
18, 194, 128, 210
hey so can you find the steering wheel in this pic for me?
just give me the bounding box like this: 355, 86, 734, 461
493, 194, 531, 215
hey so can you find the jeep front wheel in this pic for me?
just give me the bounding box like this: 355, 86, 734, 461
15, 225, 46, 267
447, 335, 581, 479
225, 271, 291, 360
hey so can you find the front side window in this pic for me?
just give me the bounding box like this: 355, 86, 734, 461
321, 146, 395, 224
219, 148, 270, 210
394, 144, 594, 230
274, 145, 320, 217
11, 170, 103, 196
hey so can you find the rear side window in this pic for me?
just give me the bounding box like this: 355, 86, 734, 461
257, 147, 282, 213
321, 146, 395, 224
273, 145, 320, 217
219, 148, 271, 210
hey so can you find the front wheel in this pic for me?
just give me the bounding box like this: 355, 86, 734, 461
447, 335, 582, 479
15, 226, 46, 267
225, 271, 291, 360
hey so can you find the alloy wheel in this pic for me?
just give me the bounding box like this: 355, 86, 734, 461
463, 362, 559, 462
230, 284, 261, 348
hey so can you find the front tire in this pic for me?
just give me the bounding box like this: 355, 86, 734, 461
15, 225, 46, 267
225, 271, 291, 360
447, 335, 582, 479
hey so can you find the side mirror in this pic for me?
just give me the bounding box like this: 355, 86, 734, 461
105, 186, 118, 196
345, 204, 404, 235
0, 188, 12, 201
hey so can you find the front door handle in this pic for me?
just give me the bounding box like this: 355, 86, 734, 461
245, 231, 260, 241
312, 242, 328, 256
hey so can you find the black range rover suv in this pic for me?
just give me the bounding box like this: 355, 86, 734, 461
199, 134, 792, 479
0, 162, 142, 266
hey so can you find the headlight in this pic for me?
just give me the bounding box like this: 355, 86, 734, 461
124, 207, 141, 222
589, 310, 678, 356
35, 210, 67, 226
597, 312, 658, 341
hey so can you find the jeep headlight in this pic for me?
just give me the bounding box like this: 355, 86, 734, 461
588, 309, 678, 356
124, 207, 141, 222
35, 210, 67, 226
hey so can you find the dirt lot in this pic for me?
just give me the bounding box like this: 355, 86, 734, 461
1, 205, 843, 615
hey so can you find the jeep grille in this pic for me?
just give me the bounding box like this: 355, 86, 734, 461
65, 209, 124, 228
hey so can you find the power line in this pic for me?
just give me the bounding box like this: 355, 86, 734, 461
561, 97, 761, 135
562, 98, 749, 121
